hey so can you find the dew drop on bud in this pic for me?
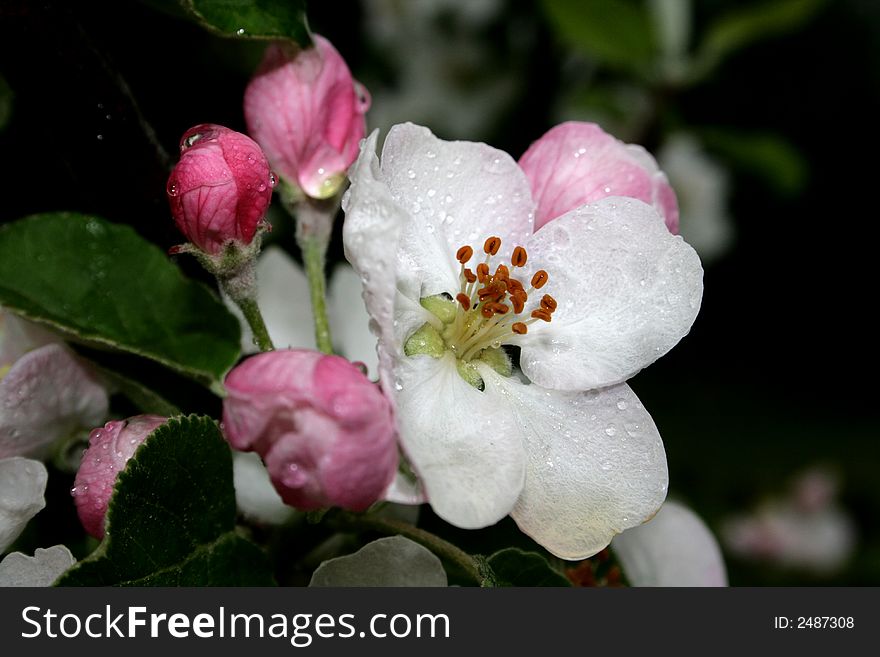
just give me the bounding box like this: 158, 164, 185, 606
167, 181, 179, 196
236, 27, 246, 36
258, 182, 266, 192
269, 172, 277, 188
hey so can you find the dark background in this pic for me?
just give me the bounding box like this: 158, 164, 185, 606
1, 0, 877, 585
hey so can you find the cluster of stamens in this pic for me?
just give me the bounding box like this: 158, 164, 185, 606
445, 236, 557, 361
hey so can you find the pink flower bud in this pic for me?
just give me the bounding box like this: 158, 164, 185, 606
519, 122, 680, 233
244, 36, 370, 200
72, 415, 166, 539
222, 350, 397, 512
167, 124, 274, 255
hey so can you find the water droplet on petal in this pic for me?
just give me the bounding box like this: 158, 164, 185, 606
167, 182, 179, 196
604, 426, 617, 437
269, 172, 277, 187
407, 169, 416, 179
616, 400, 627, 410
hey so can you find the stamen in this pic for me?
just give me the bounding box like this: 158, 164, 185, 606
511, 246, 528, 267
540, 294, 558, 312
456, 293, 471, 311
512, 322, 528, 335
476, 263, 490, 283
510, 293, 526, 314
494, 264, 510, 281
456, 245, 473, 264
480, 305, 495, 318
531, 270, 549, 289
486, 302, 509, 315
483, 236, 501, 255
463, 268, 477, 284
531, 308, 552, 322
507, 278, 525, 295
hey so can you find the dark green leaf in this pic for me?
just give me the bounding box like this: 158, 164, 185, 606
180, 0, 311, 45
692, 0, 826, 80
699, 128, 808, 195
0, 213, 241, 390
95, 365, 182, 417
486, 548, 572, 587
57, 415, 274, 586
541, 0, 656, 76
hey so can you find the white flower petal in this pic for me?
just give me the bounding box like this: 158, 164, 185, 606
343, 130, 419, 398
380, 123, 536, 279
328, 263, 379, 378
232, 451, 296, 525
612, 500, 728, 586
383, 469, 427, 505
396, 355, 525, 528
518, 197, 703, 391
0, 344, 109, 458
309, 536, 447, 587
0, 457, 47, 552
484, 373, 667, 560
0, 545, 75, 587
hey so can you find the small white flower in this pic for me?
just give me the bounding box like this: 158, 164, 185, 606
341, 123, 703, 559
612, 500, 727, 586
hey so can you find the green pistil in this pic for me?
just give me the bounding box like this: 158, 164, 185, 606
405, 293, 513, 390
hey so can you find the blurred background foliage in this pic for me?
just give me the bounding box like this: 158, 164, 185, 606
1, 0, 878, 585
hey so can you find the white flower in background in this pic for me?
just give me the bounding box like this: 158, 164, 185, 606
658, 133, 734, 263
227, 246, 378, 376
361, 0, 523, 140
342, 123, 702, 559
721, 467, 856, 574
1, 456, 75, 587
0, 309, 109, 460
612, 500, 727, 586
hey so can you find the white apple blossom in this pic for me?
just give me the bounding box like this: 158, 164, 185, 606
341, 123, 703, 559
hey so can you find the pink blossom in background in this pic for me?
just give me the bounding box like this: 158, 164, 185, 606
519, 121, 679, 233
222, 350, 397, 512
244, 36, 370, 200
72, 415, 167, 539
166, 124, 274, 255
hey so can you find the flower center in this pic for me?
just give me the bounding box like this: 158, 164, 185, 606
404, 235, 557, 389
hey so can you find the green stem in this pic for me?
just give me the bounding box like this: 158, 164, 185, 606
237, 295, 274, 352
279, 185, 339, 355
328, 511, 493, 587
218, 258, 274, 353
302, 237, 334, 354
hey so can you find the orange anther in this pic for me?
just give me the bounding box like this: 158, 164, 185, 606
511, 293, 526, 314
483, 236, 502, 255
456, 245, 474, 264
494, 264, 510, 281
481, 304, 495, 318
511, 246, 528, 267
463, 268, 477, 284
512, 322, 528, 335
476, 263, 490, 282
487, 302, 509, 315
478, 286, 498, 300
456, 293, 471, 311
540, 294, 558, 312
531, 270, 549, 289
531, 308, 552, 322
507, 278, 525, 294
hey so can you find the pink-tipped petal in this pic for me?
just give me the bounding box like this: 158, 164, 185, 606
72, 415, 166, 539
167, 124, 273, 254
222, 350, 397, 511
245, 36, 368, 200
519, 122, 679, 233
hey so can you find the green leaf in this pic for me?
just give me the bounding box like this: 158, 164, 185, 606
180, 0, 311, 45
486, 548, 572, 587
56, 415, 274, 586
0, 213, 241, 389
310, 536, 448, 587
699, 128, 808, 195
692, 0, 825, 80
541, 0, 656, 76
95, 365, 182, 417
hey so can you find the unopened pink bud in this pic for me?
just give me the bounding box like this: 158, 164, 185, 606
167, 124, 275, 255
222, 350, 397, 512
244, 36, 370, 200
519, 122, 680, 233
72, 415, 166, 539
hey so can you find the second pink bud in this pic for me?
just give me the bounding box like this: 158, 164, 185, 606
222, 350, 397, 512
244, 35, 370, 201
